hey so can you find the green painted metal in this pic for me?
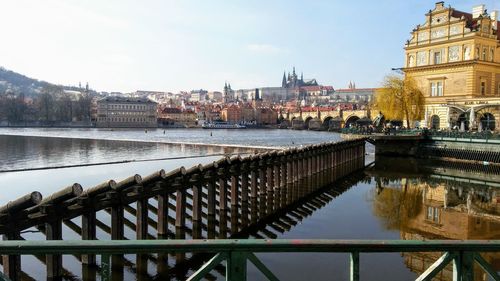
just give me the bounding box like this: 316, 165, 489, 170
350, 252, 359, 281
0, 239, 499, 254
247, 253, 280, 281
461, 252, 474, 281
415, 252, 456, 281
187, 253, 227, 281
227, 251, 248, 281
101, 254, 111, 281
453, 252, 461, 281
1, 239, 500, 280
473, 253, 500, 281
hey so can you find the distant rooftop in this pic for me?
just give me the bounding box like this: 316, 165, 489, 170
99, 96, 157, 104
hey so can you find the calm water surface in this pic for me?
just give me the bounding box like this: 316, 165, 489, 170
0, 129, 497, 281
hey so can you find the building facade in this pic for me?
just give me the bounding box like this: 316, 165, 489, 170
158, 107, 197, 127
404, 2, 500, 130
96, 97, 157, 128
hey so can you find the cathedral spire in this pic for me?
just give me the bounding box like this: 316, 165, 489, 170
292, 66, 296, 76
300, 72, 303, 81
282, 71, 287, 88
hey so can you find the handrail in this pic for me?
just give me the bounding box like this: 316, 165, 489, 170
0, 239, 499, 254
0, 239, 499, 281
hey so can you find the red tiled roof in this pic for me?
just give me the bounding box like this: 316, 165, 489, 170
451, 9, 500, 40
161, 107, 182, 114
335, 88, 377, 93
300, 85, 334, 91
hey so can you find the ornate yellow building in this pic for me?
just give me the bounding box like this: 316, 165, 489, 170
404, 2, 500, 131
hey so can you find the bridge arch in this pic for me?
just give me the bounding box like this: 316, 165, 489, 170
304, 116, 314, 129
345, 115, 360, 128
323, 116, 333, 130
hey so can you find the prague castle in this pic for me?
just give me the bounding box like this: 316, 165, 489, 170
404, 1, 499, 131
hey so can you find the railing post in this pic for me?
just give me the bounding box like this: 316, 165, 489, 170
175, 179, 186, 229
250, 157, 259, 199
258, 154, 268, 196
266, 154, 274, 193
227, 251, 248, 281
206, 166, 217, 217
218, 166, 228, 212
350, 252, 359, 281
192, 171, 203, 239
81, 205, 96, 266
45, 210, 63, 281
241, 161, 249, 204
229, 158, 241, 233
286, 151, 293, 204
456, 251, 474, 281
157, 190, 169, 238
2, 231, 21, 281
230, 161, 241, 208
136, 186, 148, 240
240, 160, 250, 227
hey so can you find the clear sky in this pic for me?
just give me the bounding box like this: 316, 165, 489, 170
0, 0, 497, 93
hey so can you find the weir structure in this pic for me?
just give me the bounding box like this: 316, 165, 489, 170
0, 139, 366, 280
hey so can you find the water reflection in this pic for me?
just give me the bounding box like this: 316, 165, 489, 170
0, 135, 257, 171
369, 157, 500, 280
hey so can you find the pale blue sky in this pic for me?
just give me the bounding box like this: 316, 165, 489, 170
0, 0, 497, 93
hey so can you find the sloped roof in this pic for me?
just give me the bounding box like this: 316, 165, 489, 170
100, 96, 157, 104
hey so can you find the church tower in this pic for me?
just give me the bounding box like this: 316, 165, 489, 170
282, 71, 287, 88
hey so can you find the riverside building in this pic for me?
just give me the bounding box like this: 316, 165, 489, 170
404, 2, 500, 131
96, 96, 158, 128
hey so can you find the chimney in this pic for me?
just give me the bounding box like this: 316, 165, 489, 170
491, 10, 498, 29
435, 1, 445, 9
472, 4, 485, 18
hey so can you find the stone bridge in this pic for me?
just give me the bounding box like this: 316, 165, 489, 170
288, 109, 377, 130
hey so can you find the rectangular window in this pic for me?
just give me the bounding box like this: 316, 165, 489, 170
482, 48, 487, 60
437, 82, 443, 96
481, 81, 486, 95
433, 208, 439, 222
427, 207, 433, 220
434, 51, 441, 64
430, 82, 436, 96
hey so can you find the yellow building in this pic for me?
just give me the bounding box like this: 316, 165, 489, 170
404, 2, 499, 131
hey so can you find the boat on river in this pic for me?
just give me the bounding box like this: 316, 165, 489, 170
201, 122, 246, 129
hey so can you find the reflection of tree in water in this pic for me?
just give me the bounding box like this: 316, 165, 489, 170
371, 177, 422, 231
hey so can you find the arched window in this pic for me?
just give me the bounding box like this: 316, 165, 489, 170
480, 113, 495, 131
430, 115, 440, 129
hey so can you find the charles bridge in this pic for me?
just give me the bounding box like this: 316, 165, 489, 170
286, 108, 376, 130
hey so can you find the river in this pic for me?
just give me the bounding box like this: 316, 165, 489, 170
0, 128, 498, 281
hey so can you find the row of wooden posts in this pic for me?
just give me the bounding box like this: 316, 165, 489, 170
0, 138, 366, 280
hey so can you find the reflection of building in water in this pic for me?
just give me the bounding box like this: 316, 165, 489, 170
373, 176, 500, 280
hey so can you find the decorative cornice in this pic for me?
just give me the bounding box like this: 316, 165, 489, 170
403, 59, 500, 72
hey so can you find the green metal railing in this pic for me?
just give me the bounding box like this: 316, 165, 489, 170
0, 239, 499, 281
426, 130, 500, 143
340, 128, 423, 136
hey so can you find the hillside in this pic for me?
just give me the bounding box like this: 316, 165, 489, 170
0, 67, 96, 96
